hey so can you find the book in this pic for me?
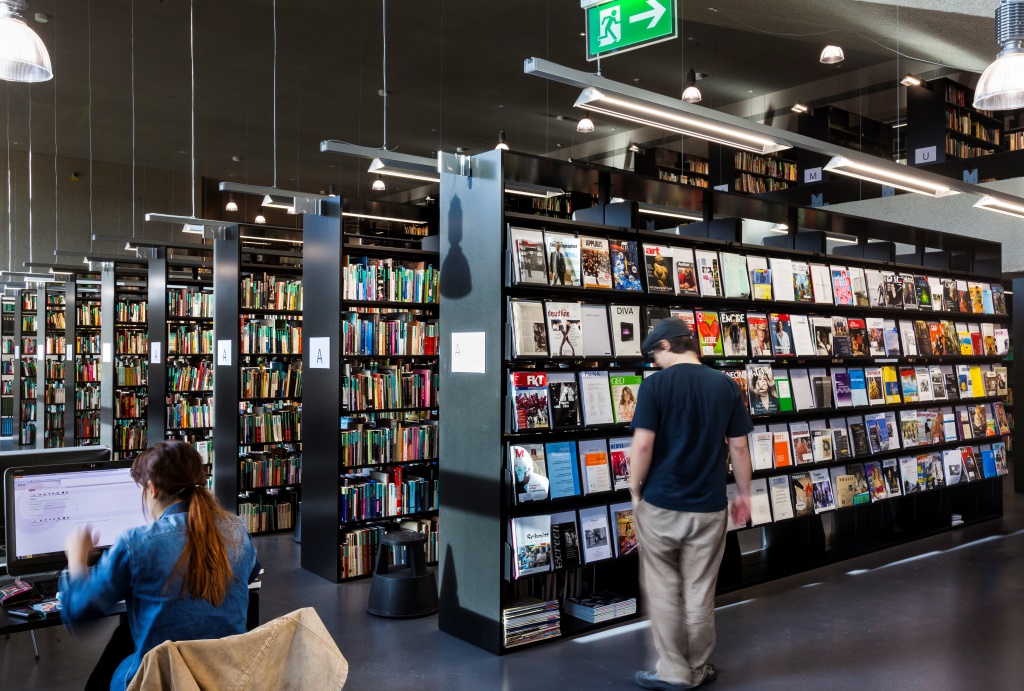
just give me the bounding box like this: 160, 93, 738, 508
900, 410, 921, 447
643, 244, 675, 294
720, 312, 748, 357
578, 506, 614, 563
913, 320, 932, 356
866, 318, 886, 357
945, 371, 960, 401
579, 370, 615, 426
810, 469, 836, 513
791, 261, 812, 302
942, 321, 959, 356
810, 316, 833, 356
695, 250, 723, 297
695, 310, 724, 357
609, 240, 644, 291
749, 430, 774, 471
773, 431, 793, 468
747, 313, 772, 356
578, 439, 613, 494
835, 473, 857, 507
609, 305, 642, 358
900, 457, 920, 494
510, 300, 549, 357
941, 278, 958, 312
899, 367, 919, 403
509, 444, 550, 503
749, 478, 773, 526
581, 304, 613, 357
942, 449, 964, 485
549, 512, 581, 570
961, 446, 980, 481
958, 407, 974, 439
772, 257, 796, 301
983, 370, 999, 398
609, 374, 643, 424
883, 411, 900, 451
811, 429, 834, 463
747, 364, 780, 415
847, 318, 868, 356
994, 402, 1011, 435
981, 323, 997, 356
957, 329, 974, 356
901, 273, 919, 309
898, 320, 919, 357
720, 252, 751, 298
848, 369, 869, 407
849, 422, 869, 456
768, 313, 795, 356
810, 370, 834, 410
993, 441, 1009, 476
968, 282, 985, 314
544, 441, 582, 499
883, 272, 903, 308
927, 322, 948, 356
547, 372, 581, 429
776, 372, 794, 412
545, 302, 583, 358
544, 232, 582, 287
512, 515, 551, 578
929, 366, 947, 400
956, 365, 972, 398
509, 227, 548, 284
831, 316, 852, 357
992, 285, 1008, 315
914, 367, 933, 402
865, 367, 884, 405
832, 370, 853, 408
883, 320, 901, 356
847, 463, 871, 503
832, 427, 852, 460
673, 248, 699, 296
789, 314, 815, 356
915, 275, 932, 309
969, 404, 989, 438
865, 269, 885, 307
789, 369, 814, 411
980, 447, 998, 479
748, 256, 772, 300
580, 236, 613, 289
928, 277, 944, 312
791, 472, 814, 517
608, 436, 632, 491
865, 412, 889, 454
865, 461, 888, 501
610, 502, 638, 556
831, 267, 854, 306
810, 264, 834, 304
969, 365, 985, 400
994, 365, 1009, 396
955, 279, 970, 311
882, 458, 902, 497
769, 475, 795, 520
850, 267, 869, 306
882, 366, 901, 404
789, 422, 814, 464
511, 372, 549, 431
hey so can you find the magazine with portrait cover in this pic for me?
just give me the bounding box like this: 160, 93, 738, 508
608, 436, 632, 491
747, 313, 773, 356
609, 373, 643, 425
746, 364, 780, 416
769, 313, 795, 357
543, 232, 581, 287
810, 469, 836, 514
831, 267, 854, 306
509, 227, 548, 285
546, 372, 581, 430
673, 247, 699, 296
544, 301, 583, 358
508, 444, 550, 503
720, 312, 748, 357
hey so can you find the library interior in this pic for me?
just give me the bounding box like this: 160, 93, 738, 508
3, 0, 1024, 689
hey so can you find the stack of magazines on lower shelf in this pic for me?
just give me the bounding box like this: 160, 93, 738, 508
502, 598, 561, 648
565, 592, 638, 624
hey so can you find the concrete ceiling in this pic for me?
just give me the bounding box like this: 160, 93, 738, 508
0, 0, 1002, 202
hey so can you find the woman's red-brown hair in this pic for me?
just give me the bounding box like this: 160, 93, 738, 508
131, 441, 238, 605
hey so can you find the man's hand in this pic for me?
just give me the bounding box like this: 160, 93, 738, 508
64, 524, 99, 580
730, 495, 751, 528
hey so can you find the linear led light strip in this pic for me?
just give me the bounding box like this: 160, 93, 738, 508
973, 196, 1024, 220
823, 157, 959, 198
344, 212, 429, 226
574, 87, 791, 155
637, 207, 703, 222
368, 157, 564, 198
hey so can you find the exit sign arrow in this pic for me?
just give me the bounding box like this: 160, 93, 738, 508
583, 0, 677, 61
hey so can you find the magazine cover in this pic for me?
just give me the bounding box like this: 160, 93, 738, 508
544, 302, 583, 358
609, 240, 644, 292
695, 310, 724, 357
509, 444, 550, 503
848, 318, 868, 356
748, 313, 772, 356
792, 262, 814, 302
746, 364, 780, 415
674, 248, 699, 296
512, 515, 551, 578
695, 250, 723, 297
769, 313, 795, 356
721, 312, 748, 357
546, 372, 581, 429
831, 267, 854, 306
643, 244, 675, 294
510, 227, 548, 285
543, 232, 581, 287
511, 372, 549, 431
609, 374, 643, 424
580, 236, 613, 289
608, 436, 632, 491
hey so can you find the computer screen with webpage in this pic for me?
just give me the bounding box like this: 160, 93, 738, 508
5, 462, 151, 575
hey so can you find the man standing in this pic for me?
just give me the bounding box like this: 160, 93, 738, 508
628, 318, 753, 690
549, 241, 568, 285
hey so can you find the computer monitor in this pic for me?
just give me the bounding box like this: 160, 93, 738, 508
4, 459, 152, 576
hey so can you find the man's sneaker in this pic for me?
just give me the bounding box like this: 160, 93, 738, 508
634, 671, 689, 690
692, 663, 719, 687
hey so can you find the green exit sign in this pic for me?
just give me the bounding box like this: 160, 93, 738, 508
584, 0, 677, 61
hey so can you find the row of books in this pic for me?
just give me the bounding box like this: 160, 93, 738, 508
116, 330, 149, 355
508, 437, 629, 504
75, 387, 101, 411
76, 304, 101, 326
946, 136, 996, 159
75, 411, 100, 439
945, 84, 994, 114
45, 384, 65, 405
21, 402, 36, 420
747, 402, 1010, 472
21, 294, 37, 310
116, 300, 147, 323
238, 492, 297, 533
340, 366, 437, 412
342, 257, 440, 304
77, 334, 101, 353
339, 467, 438, 524
340, 311, 439, 357
240, 319, 302, 355
168, 362, 213, 392
168, 325, 213, 355
734, 151, 797, 181
239, 403, 301, 444
503, 599, 561, 648
76, 361, 102, 382
657, 169, 708, 187
114, 420, 147, 451
44, 361, 64, 379
511, 370, 640, 431
727, 441, 1008, 528
339, 419, 438, 466
510, 501, 637, 578
168, 288, 214, 318
20, 381, 36, 398
945, 109, 1000, 144
339, 517, 439, 580
45, 336, 66, 354
241, 273, 303, 312
117, 362, 147, 386
46, 311, 67, 330
239, 453, 301, 489
166, 399, 212, 429
241, 363, 301, 399
509, 227, 1009, 315
20, 361, 36, 377
735, 174, 791, 194
565, 593, 637, 624
44, 407, 64, 430
510, 299, 1009, 361
22, 315, 37, 330
115, 391, 147, 419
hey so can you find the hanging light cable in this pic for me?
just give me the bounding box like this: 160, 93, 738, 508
0, 0, 53, 82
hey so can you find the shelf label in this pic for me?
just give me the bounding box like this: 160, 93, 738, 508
66, 344, 74, 360
309, 337, 330, 369
914, 146, 936, 164
584, 0, 676, 61
102, 343, 112, 363
452, 332, 486, 374
14, 346, 19, 358
714, 184, 729, 192
151, 341, 162, 364
804, 167, 822, 184
217, 340, 232, 367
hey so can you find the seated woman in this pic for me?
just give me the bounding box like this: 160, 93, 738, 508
60, 441, 259, 691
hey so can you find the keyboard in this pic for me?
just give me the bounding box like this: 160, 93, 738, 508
33, 579, 60, 601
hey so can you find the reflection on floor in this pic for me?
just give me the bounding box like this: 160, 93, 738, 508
3, 477, 1024, 690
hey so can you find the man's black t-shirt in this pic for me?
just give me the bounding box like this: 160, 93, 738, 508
630, 363, 754, 512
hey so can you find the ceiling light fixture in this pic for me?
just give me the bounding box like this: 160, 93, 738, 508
637, 204, 703, 222
254, 214, 267, 224
368, 157, 439, 183
0, 0, 53, 82
573, 86, 791, 154
225, 193, 238, 212
973, 195, 1024, 219
827, 232, 859, 245
505, 182, 565, 198
495, 129, 509, 150
182, 223, 205, 235
791, 102, 809, 114
768, 223, 789, 233
262, 194, 296, 212
820, 45, 845, 64
344, 211, 428, 226
372, 175, 386, 192
974, 0, 1024, 110
628, 143, 640, 153
823, 156, 960, 197
681, 68, 701, 103
577, 112, 595, 133
892, 122, 907, 128
900, 73, 923, 87
328, 184, 337, 197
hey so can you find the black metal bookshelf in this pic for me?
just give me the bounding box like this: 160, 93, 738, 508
43, 284, 69, 448
69, 272, 103, 448
213, 223, 304, 536
14, 288, 39, 446
1, 297, 14, 439
907, 76, 1007, 164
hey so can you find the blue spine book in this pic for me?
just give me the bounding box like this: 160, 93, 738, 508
545, 441, 582, 499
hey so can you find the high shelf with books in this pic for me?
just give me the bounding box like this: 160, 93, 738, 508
1, 297, 14, 438
634, 148, 710, 189
42, 285, 68, 448
907, 76, 1007, 164
437, 149, 1005, 654
709, 142, 798, 195
17, 288, 39, 446
147, 246, 215, 481
72, 274, 103, 447
213, 224, 303, 536
302, 199, 440, 583
99, 261, 148, 457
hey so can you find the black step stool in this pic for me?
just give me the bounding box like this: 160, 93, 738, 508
366, 530, 438, 618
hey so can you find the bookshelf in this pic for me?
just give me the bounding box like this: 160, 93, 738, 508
16, 288, 39, 446
213, 224, 304, 536
438, 149, 1006, 654
708, 143, 798, 195
302, 199, 440, 583
147, 247, 215, 480
43, 285, 68, 448
72, 274, 103, 447
1, 297, 14, 438
634, 148, 710, 189
796, 106, 893, 181
504, 191, 594, 220
907, 77, 1007, 164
